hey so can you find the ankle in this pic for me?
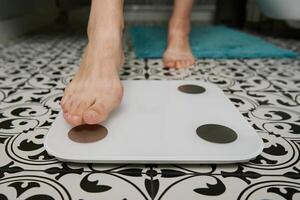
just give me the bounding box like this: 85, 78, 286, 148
87, 11, 124, 40
83, 39, 124, 72
87, 26, 123, 43
168, 17, 190, 36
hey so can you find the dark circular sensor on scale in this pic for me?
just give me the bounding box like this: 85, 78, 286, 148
178, 84, 206, 94
68, 124, 108, 143
196, 124, 238, 144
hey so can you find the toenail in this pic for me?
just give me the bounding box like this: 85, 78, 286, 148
63, 112, 70, 120
65, 112, 71, 118
63, 108, 68, 113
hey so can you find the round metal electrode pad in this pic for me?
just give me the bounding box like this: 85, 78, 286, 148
178, 84, 206, 94
196, 124, 238, 144
68, 124, 108, 143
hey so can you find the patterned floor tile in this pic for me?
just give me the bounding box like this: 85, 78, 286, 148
225, 91, 300, 139
0, 30, 300, 198
243, 59, 300, 92
0, 169, 154, 200
147, 173, 300, 200
146, 58, 282, 91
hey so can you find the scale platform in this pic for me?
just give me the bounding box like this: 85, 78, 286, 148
44, 80, 263, 164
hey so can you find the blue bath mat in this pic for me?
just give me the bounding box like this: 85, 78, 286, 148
130, 26, 298, 59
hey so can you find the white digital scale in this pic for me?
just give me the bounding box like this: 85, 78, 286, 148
44, 80, 263, 164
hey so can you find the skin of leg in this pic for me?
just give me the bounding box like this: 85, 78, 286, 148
163, 0, 196, 68
60, 0, 125, 126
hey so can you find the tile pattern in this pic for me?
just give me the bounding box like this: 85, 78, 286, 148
0, 33, 300, 199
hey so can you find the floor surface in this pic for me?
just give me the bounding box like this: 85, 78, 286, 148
0, 32, 300, 199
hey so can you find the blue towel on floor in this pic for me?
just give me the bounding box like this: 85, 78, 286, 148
130, 26, 298, 59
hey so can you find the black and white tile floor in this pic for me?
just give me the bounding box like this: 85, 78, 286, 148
0, 33, 299, 199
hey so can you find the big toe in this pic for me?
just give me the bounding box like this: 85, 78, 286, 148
83, 101, 108, 124
61, 98, 78, 125
61, 93, 71, 113
62, 99, 82, 125
163, 58, 176, 68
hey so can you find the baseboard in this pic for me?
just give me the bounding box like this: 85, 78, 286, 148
67, 5, 216, 27
125, 5, 216, 24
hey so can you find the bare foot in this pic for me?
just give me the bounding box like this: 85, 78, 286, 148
163, 20, 196, 68
60, 33, 124, 126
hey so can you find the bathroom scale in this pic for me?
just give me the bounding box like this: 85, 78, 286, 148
44, 80, 264, 164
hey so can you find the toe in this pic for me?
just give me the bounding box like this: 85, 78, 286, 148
60, 93, 67, 106
176, 60, 185, 68
163, 52, 177, 68
175, 60, 181, 68
63, 112, 70, 122
61, 96, 82, 125
69, 115, 82, 126
68, 99, 80, 115
63, 112, 74, 125
186, 59, 194, 67
62, 100, 79, 125
61, 86, 72, 105
71, 100, 92, 125
63, 112, 82, 126
60, 94, 70, 111
66, 100, 83, 125
186, 60, 193, 66
166, 61, 176, 68
83, 101, 108, 124
190, 58, 196, 65
183, 60, 190, 67
62, 95, 73, 114
163, 59, 176, 68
